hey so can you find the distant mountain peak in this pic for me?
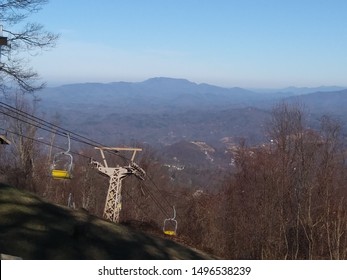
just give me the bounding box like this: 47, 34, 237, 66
142, 77, 196, 85
279, 86, 347, 95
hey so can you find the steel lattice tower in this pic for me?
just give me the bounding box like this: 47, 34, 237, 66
91, 147, 145, 223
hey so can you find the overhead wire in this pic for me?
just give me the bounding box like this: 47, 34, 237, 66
138, 180, 170, 218
0, 127, 91, 160
146, 172, 178, 216
2, 119, 171, 219
122, 187, 152, 221
0, 102, 119, 152
0, 100, 178, 219
0, 101, 126, 159
0, 103, 70, 137
0, 108, 71, 140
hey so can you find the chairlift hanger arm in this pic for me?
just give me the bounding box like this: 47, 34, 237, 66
51, 133, 74, 180
163, 206, 178, 236
65, 133, 71, 153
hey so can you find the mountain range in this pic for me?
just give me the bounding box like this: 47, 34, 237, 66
34, 77, 347, 170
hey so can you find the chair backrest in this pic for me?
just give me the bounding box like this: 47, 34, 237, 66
163, 218, 178, 236
51, 152, 73, 179
163, 206, 177, 235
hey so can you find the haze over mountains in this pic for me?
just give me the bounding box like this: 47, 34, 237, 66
36, 77, 347, 169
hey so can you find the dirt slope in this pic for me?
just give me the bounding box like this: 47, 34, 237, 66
0, 183, 212, 259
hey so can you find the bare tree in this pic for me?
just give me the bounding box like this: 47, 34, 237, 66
222, 103, 347, 259
0, 0, 59, 93
2, 93, 39, 189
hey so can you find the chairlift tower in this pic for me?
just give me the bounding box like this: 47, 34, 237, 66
91, 147, 145, 223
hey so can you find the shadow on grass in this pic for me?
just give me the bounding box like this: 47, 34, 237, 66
0, 183, 211, 260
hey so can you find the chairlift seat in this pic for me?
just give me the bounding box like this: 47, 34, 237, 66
50, 134, 73, 180
163, 217, 177, 236
51, 169, 72, 179
163, 230, 176, 236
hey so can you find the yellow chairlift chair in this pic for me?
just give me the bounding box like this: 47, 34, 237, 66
163, 206, 178, 236
51, 133, 73, 179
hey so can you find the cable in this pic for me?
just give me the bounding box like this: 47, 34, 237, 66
0, 101, 125, 159
0, 107, 102, 153
0, 108, 67, 139
0, 103, 133, 173
1, 127, 91, 159
0, 101, 143, 166
0, 102, 104, 148
0, 101, 101, 146
3, 123, 177, 225
146, 172, 177, 215
138, 180, 171, 218
122, 188, 151, 219
0, 101, 179, 220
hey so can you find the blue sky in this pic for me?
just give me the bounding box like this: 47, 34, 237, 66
28, 0, 347, 88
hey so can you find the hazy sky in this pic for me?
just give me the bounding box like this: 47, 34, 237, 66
28, 0, 347, 88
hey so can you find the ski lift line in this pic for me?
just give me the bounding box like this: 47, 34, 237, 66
0, 105, 101, 148
0, 109, 72, 140
139, 171, 181, 221
0, 103, 68, 136
2, 106, 148, 183
141, 183, 170, 217
122, 188, 152, 219
146, 176, 184, 222
0, 102, 80, 136
3, 128, 91, 160
1, 102, 177, 217
137, 180, 168, 216
141, 184, 168, 216
138, 181, 178, 236
138, 181, 171, 218
0, 113, 126, 162
1, 127, 91, 160
123, 187, 174, 235
0, 101, 110, 148
0, 108, 78, 144
145, 173, 177, 214
1, 103, 178, 226
125, 192, 174, 237
93, 146, 132, 164
2, 106, 173, 207
0, 104, 133, 164
4, 123, 173, 222
0, 102, 124, 159
3, 126, 174, 223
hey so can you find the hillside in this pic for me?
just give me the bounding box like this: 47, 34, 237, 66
35, 78, 347, 148
38, 77, 266, 114
36, 78, 272, 146
0, 183, 213, 260
285, 89, 347, 118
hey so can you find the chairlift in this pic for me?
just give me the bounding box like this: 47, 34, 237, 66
51, 133, 73, 179
163, 206, 177, 236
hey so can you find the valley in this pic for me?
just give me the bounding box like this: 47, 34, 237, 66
35, 77, 347, 172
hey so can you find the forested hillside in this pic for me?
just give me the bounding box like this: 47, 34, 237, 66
1, 0, 347, 261
1, 96, 347, 259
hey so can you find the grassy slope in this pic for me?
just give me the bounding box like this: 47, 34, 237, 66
0, 183, 212, 260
